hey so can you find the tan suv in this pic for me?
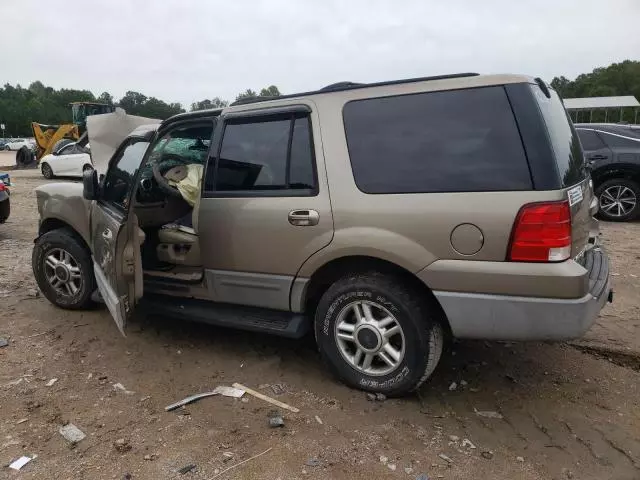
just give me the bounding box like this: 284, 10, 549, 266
32, 73, 612, 396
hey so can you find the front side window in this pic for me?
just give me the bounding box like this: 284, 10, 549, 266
343, 86, 532, 194
212, 113, 316, 194
101, 139, 150, 210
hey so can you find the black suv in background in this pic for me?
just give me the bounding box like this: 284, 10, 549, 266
576, 123, 640, 221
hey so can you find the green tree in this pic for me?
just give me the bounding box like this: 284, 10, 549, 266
259, 85, 281, 97
235, 89, 258, 102
190, 97, 228, 111
97, 92, 114, 105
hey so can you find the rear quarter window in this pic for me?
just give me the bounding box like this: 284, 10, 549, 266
342, 86, 532, 194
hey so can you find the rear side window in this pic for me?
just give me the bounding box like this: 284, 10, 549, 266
343, 86, 532, 194
530, 86, 586, 187
598, 131, 640, 148
577, 129, 606, 150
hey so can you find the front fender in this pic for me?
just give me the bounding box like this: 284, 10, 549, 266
36, 182, 92, 246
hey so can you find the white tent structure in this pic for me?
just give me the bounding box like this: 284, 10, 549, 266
564, 96, 640, 124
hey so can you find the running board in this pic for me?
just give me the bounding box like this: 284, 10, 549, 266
139, 294, 311, 339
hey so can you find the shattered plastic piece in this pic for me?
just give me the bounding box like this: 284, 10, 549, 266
59, 423, 86, 444
9, 456, 33, 470
178, 464, 197, 474
448, 382, 458, 391
45, 378, 58, 387
305, 458, 321, 467
165, 386, 245, 412
387, 463, 396, 471
474, 408, 503, 419
213, 386, 245, 398
379, 455, 388, 465
268, 410, 285, 428
461, 438, 477, 449
516, 456, 524, 462
315, 415, 323, 425
438, 453, 453, 463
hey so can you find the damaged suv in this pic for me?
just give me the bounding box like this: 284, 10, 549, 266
32, 74, 611, 396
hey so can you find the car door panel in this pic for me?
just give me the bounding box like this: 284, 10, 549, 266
198, 103, 333, 311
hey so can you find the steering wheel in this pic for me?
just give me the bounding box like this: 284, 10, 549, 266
152, 154, 189, 198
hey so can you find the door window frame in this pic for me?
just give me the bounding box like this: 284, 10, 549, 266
203, 105, 319, 198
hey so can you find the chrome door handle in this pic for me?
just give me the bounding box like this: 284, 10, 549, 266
102, 228, 113, 241
288, 209, 319, 226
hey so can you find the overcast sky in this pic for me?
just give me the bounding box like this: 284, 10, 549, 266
2, 0, 639, 107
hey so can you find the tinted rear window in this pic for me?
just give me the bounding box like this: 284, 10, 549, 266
531, 86, 586, 187
343, 86, 532, 194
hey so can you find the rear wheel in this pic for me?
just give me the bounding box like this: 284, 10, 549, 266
82, 164, 93, 173
314, 272, 444, 396
596, 178, 640, 222
32, 229, 96, 309
41, 162, 54, 179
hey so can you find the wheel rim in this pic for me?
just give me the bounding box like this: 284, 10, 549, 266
600, 185, 637, 217
44, 248, 82, 297
334, 300, 406, 376
42, 165, 51, 177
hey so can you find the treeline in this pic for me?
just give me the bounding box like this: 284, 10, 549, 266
551, 60, 640, 123
0, 83, 281, 137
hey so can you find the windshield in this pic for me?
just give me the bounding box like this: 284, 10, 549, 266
531, 85, 586, 187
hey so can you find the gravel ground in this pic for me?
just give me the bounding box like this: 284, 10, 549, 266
1, 169, 639, 480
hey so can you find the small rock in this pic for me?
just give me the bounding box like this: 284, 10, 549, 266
305, 458, 321, 467
223, 452, 234, 458
562, 467, 574, 479
113, 438, 131, 453
481, 451, 494, 460
461, 438, 476, 449
271, 384, 285, 396
59, 423, 86, 444
46, 378, 58, 387
448, 382, 458, 391
379, 455, 388, 465
315, 415, 323, 425
460, 379, 468, 387
178, 464, 196, 474
0, 337, 8, 348
268, 410, 284, 428
387, 463, 396, 471
404, 466, 414, 474
143, 454, 152, 461
28, 289, 40, 297
113, 383, 134, 395
448, 435, 459, 442
375, 393, 387, 401
438, 453, 453, 463
366, 393, 377, 401
123, 474, 132, 480
241, 397, 249, 403
474, 408, 503, 419
516, 456, 524, 462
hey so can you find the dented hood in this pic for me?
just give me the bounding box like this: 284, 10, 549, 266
87, 108, 161, 175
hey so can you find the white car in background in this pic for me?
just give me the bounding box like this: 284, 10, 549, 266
4, 138, 32, 151
40, 142, 93, 179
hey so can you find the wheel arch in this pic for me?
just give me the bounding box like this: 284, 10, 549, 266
592, 163, 640, 186
298, 255, 452, 337
38, 217, 91, 253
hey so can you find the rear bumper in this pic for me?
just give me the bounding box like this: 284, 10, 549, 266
434, 248, 611, 341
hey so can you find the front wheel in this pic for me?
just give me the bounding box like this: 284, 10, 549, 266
596, 178, 640, 222
32, 229, 96, 309
41, 162, 54, 179
315, 273, 444, 396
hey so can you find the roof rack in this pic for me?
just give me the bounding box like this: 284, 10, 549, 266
230, 72, 479, 106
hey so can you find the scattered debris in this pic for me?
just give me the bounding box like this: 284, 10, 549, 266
315, 415, 323, 425
448, 382, 458, 391
223, 452, 234, 458
113, 438, 132, 453
305, 458, 321, 467
113, 383, 135, 395
178, 464, 197, 474
270, 384, 286, 396
165, 386, 246, 411
268, 410, 285, 428
387, 463, 397, 471
415, 474, 430, 480
516, 456, 524, 462
59, 423, 86, 444
404, 466, 414, 475
45, 378, 58, 387
16, 418, 28, 425
460, 379, 468, 387
9, 456, 34, 471
438, 453, 453, 464
209, 447, 273, 479
0, 337, 8, 348
379, 455, 388, 465
474, 408, 503, 419
375, 392, 387, 401
233, 382, 299, 413
481, 450, 494, 460
449, 435, 459, 442
366, 393, 377, 401
461, 438, 477, 449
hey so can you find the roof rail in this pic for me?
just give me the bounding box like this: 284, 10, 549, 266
229, 72, 479, 106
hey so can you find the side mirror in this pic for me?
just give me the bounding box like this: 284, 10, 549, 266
82, 168, 99, 200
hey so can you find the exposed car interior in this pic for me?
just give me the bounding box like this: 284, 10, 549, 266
133, 122, 214, 276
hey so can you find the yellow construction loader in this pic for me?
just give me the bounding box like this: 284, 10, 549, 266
31, 102, 115, 160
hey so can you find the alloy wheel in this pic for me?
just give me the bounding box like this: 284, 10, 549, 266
600, 185, 637, 218
44, 248, 83, 297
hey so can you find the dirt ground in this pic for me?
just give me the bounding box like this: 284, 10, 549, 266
1, 168, 639, 480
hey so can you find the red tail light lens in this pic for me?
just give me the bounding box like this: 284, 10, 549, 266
508, 201, 572, 262
0, 181, 5, 191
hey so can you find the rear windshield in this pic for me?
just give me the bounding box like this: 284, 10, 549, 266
343, 86, 532, 194
530, 85, 586, 187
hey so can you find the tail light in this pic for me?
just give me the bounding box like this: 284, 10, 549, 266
0, 181, 5, 191
508, 201, 572, 262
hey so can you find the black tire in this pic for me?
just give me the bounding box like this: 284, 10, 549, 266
41, 162, 54, 179
5, 145, 10, 151
595, 178, 640, 222
32, 229, 96, 309
314, 273, 444, 396
82, 164, 94, 173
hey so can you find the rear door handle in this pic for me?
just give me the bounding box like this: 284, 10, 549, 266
288, 209, 319, 226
